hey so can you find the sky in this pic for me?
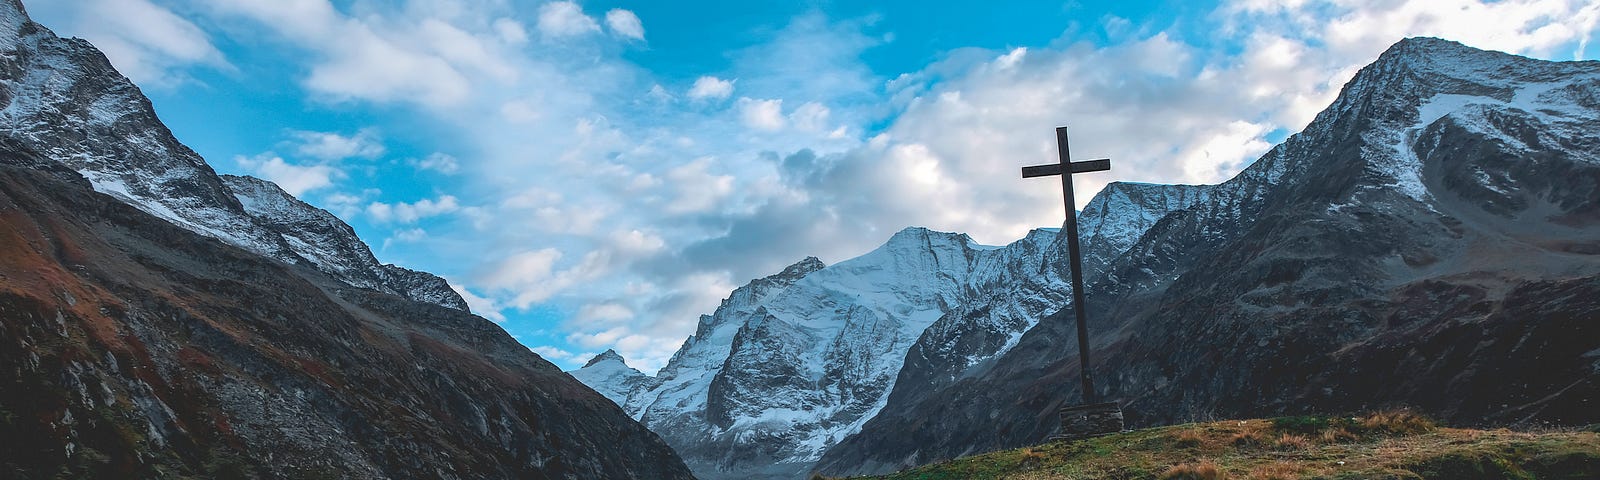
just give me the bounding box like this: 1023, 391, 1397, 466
32, 0, 1600, 373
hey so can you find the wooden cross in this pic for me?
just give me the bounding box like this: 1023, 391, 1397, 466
1022, 126, 1110, 405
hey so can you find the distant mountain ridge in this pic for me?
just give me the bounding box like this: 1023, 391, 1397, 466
0, 0, 466, 310
574, 37, 1600, 479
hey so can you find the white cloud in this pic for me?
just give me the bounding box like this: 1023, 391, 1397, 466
477, 248, 619, 308
289, 129, 386, 161
235, 154, 341, 196
605, 9, 645, 40
994, 47, 1027, 69
737, 97, 787, 131
381, 227, 428, 250
530, 345, 590, 363
610, 229, 666, 254
789, 102, 831, 131
663, 158, 735, 214
411, 153, 461, 174
204, 0, 483, 108
494, 18, 529, 45
30, 0, 230, 86
479, 248, 563, 296
451, 282, 507, 322
687, 76, 735, 100
366, 195, 461, 223
577, 302, 634, 323
537, 1, 600, 37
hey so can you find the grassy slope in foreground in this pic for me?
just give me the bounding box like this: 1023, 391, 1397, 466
854, 412, 1600, 479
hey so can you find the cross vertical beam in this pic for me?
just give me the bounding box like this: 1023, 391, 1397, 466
1022, 126, 1110, 406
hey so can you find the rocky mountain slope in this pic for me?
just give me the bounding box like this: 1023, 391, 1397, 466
0, 1, 693, 478
816, 37, 1600, 476
574, 38, 1600, 479
573, 211, 1219, 479
0, 155, 693, 478
0, 0, 465, 311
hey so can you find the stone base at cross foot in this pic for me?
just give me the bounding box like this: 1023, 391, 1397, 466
1050, 402, 1125, 441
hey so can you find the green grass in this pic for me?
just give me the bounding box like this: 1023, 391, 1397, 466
848, 411, 1600, 480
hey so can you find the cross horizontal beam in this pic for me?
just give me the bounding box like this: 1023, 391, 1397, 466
1020, 158, 1111, 178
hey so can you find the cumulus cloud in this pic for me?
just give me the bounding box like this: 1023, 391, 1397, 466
366, 195, 461, 223
289, 128, 386, 161
789, 102, 832, 131
537, 1, 600, 37
479, 248, 563, 298
662, 158, 735, 214
531, 345, 590, 362
605, 9, 645, 40
202, 0, 498, 108
381, 227, 428, 250
737, 97, 787, 131
411, 153, 461, 174
687, 76, 735, 100
452, 282, 506, 322
234, 154, 342, 196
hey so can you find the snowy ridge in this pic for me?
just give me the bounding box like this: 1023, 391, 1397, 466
574, 224, 1155, 478
1077, 182, 1213, 275
0, 8, 467, 311
570, 350, 656, 415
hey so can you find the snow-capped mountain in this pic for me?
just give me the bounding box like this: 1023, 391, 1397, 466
573, 220, 1201, 479
0, 0, 465, 310
818, 37, 1600, 476
576, 37, 1600, 479
568, 349, 656, 414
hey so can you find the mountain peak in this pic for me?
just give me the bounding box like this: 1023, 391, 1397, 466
1, 0, 25, 21
0, 0, 31, 49
584, 349, 628, 368
779, 256, 826, 279
885, 225, 974, 248
1363, 36, 1546, 87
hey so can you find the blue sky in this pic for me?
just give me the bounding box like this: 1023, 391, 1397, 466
32, 0, 1600, 372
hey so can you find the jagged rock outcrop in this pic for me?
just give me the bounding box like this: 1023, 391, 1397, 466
0, 0, 466, 310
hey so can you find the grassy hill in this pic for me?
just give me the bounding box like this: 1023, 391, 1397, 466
847, 411, 1599, 479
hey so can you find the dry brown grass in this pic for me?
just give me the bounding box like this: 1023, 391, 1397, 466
1357, 409, 1435, 436
1017, 447, 1046, 469
1272, 433, 1311, 451
1175, 429, 1207, 448
1230, 429, 1266, 448
1246, 461, 1300, 480
869, 414, 1600, 480
1161, 459, 1226, 480
1318, 427, 1357, 444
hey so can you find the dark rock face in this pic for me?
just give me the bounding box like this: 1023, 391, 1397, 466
0, 1, 467, 311
815, 38, 1600, 476
0, 152, 694, 478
